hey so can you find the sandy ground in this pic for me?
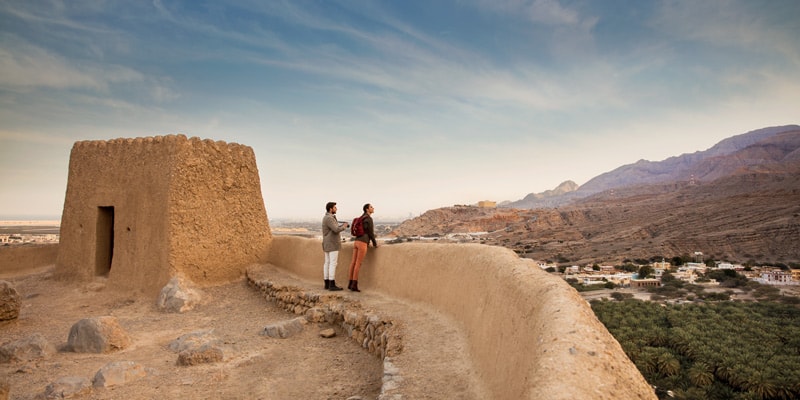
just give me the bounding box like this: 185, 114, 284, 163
1, 267, 383, 400
1, 265, 486, 400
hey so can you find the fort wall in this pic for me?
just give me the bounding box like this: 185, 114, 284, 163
267, 236, 656, 399
55, 135, 271, 295
0, 244, 58, 277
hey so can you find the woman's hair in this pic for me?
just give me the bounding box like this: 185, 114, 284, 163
363, 203, 371, 212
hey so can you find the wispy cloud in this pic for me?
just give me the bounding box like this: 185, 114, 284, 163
651, 0, 800, 65
0, 1, 115, 35
0, 37, 141, 91
475, 0, 587, 27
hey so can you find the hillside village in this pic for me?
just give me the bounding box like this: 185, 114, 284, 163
559, 259, 798, 288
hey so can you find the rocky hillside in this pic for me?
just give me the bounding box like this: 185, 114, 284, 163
391, 126, 800, 266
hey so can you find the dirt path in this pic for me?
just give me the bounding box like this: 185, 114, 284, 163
257, 265, 489, 399
1, 266, 486, 399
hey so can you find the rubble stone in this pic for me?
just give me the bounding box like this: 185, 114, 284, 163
0, 281, 20, 321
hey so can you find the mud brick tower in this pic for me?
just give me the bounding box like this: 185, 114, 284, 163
55, 134, 272, 295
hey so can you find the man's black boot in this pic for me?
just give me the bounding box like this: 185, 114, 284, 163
329, 280, 343, 291
324, 279, 330, 290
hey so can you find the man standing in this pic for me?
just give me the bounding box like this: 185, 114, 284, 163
322, 202, 348, 291
348, 203, 378, 292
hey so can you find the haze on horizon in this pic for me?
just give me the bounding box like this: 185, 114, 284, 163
1, 1, 799, 221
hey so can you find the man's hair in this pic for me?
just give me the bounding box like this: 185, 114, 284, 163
363, 203, 371, 212
326, 202, 337, 212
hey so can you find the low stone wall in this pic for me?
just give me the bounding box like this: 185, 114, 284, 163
246, 265, 402, 360
267, 236, 657, 400
0, 244, 58, 276
245, 265, 405, 399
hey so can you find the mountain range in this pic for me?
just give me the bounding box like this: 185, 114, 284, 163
506, 125, 800, 209
391, 125, 800, 265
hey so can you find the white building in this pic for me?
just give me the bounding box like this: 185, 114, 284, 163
757, 270, 797, 285
579, 273, 633, 287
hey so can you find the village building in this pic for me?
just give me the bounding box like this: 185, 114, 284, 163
758, 270, 797, 285
630, 278, 660, 288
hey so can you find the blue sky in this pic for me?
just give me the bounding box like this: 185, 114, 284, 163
1, 1, 798, 221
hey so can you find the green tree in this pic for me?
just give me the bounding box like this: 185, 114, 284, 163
620, 263, 638, 273
660, 271, 679, 285
638, 265, 654, 279
610, 292, 633, 301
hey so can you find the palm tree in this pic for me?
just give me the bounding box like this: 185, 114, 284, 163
688, 362, 714, 387
656, 350, 681, 377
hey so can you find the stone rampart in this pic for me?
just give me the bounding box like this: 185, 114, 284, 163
55, 135, 271, 295
266, 235, 656, 400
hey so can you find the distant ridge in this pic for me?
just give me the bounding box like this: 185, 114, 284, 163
501, 180, 578, 209
505, 125, 800, 208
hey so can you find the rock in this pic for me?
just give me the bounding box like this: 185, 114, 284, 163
0, 281, 21, 321
43, 376, 92, 399
156, 276, 202, 313
261, 317, 305, 339
177, 343, 224, 366
169, 329, 224, 366
168, 329, 219, 352
0, 333, 56, 363
92, 361, 147, 388
305, 307, 327, 323
320, 328, 336, 338
67, 316, 131, 353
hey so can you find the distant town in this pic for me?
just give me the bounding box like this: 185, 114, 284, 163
0, 221, 60, 245
530, 251, 800, 310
